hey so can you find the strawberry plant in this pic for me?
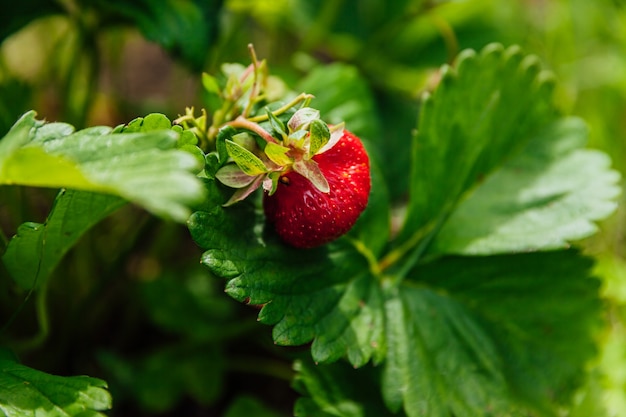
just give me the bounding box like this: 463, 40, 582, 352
2, 1, 626, 416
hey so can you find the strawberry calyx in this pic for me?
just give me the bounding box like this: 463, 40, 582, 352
215, 106, 345, 206
172, 44, 347, 207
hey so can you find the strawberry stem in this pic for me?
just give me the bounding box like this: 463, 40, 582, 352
242, 44, 261, 118
227, 116, 279, 144
378, 222, 435, 273
346, 237, 382, 278
247, 93, 315, 123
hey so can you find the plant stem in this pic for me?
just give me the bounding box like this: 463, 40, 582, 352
247, 93, 315, 123
227, 116, 278, 144
378, 221, 435, 273
347, 237, 382, 278
431, 13, 459, 64
242, 44, 260, 118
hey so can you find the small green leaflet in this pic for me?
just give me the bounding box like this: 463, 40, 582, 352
0, 348, 112, 416
225, 139, 268, 176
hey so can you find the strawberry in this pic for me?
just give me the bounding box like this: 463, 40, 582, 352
214, 107, 370, 248
263, 130, 370, 248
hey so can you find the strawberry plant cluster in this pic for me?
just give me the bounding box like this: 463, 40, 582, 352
1, 1, 626, 417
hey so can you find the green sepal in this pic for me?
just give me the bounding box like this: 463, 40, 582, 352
287, 130, 308, 148
267, 171, 281, 195
265, 142, 293, 166
293, 159, 329, 193
288, 107, 320, 132
215, 164, 257, 188
223, 175, 264, 206
205, 152, 221, 178
225, 139, 268, 176
308, 119, 330, 156
216, 125, 237, 165
231, 132, 257, 150
266, 108, 288, 139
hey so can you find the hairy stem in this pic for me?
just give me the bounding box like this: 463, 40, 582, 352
378, 223, 432, 273
347, 237, 382, 278
227, 116, 278, 144
247, 93, 315, 123
242, 44, 261, 118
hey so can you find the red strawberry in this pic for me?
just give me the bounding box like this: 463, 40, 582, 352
263, 130, 370, 248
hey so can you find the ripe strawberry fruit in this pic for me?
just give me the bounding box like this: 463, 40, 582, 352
263, 130, 370, 248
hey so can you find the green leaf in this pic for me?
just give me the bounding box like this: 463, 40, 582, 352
293, 359, 392, 417
398, 44, 557, 247
0, 111, 205, 222
188, 179, 387, 367
289, 251, 602, 417
225, 139, 268, 176
430, 117, 621, 255
0, 347, 111, 416
2, 189, 125, 289
382, 286, 509, 416
382, 251, 602, 416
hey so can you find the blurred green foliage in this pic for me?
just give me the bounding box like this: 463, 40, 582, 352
2, 0, 626, 416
